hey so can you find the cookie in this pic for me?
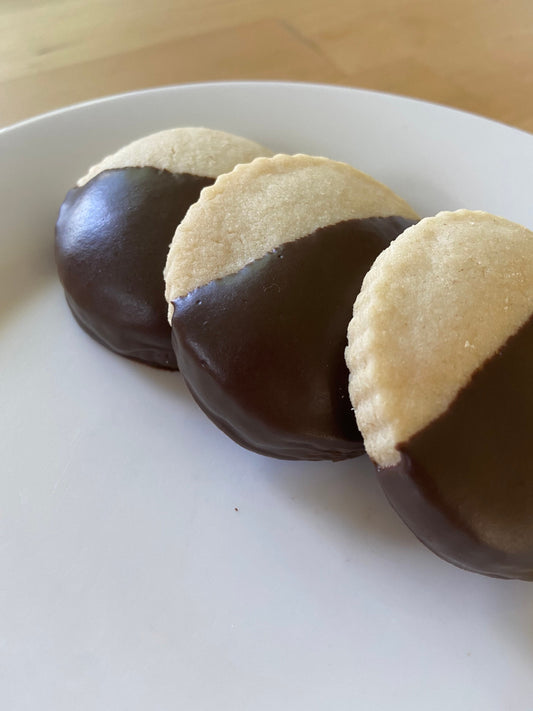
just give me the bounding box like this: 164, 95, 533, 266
165, 153, 418, 460
55, 127, 272, 369
346, 209, 533, 579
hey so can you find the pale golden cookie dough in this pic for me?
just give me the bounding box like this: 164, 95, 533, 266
164, 151, 419, 461
346, 209, 533, 467
164, 153, 418, 319
56, 126, 273, 370
78, 126, 273, 186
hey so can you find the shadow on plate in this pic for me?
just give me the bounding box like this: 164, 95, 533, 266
131, 355, 422, 553
0, 243, 56, 327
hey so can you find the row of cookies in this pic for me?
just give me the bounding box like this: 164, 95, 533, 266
55, 127, 533, 580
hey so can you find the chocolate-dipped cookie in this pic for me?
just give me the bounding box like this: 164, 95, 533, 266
346, 209, 533, 579
55, 127, 272, 369
165, 154, 418, 460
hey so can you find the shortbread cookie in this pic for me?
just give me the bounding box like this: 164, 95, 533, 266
165, 153, 418, 460
346, 209, 533, 579
55, 127, 272, 369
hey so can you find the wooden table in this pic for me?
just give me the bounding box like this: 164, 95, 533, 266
1, 0, 532, 132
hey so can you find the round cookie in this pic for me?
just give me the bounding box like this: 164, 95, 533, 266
165, 153, 419, 460
55, 127, 273, 369
345, 209, 533, 579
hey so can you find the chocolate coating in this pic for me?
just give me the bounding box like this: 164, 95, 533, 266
172, 216, 416, 460
379, 314, 533, 580
55, 167, 213, 369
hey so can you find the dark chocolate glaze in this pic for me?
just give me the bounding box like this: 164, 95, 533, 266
55, 167, 213, 369
172, 216, 416, 461
379, 313, 533, 580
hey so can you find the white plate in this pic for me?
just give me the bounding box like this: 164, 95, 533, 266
1, 81, 533, 710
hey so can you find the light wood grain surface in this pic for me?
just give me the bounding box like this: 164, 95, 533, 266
1, 0, 532, 132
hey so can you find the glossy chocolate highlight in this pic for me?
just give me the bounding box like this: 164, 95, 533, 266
55, 166, 213, 369
172, 215, 416, 460
379, 313, 533, 580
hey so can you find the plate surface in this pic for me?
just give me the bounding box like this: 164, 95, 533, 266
1, 82, 533, 711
